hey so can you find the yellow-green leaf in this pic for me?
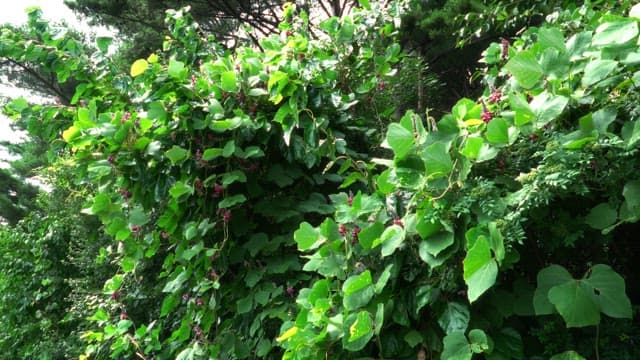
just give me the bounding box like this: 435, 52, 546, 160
62, 125, 80, 142
147, 53, 159, 64
276, 326, 298, 342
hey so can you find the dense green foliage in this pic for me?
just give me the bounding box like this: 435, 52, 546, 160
64, 0, 361, 61
1, 1, 639, 359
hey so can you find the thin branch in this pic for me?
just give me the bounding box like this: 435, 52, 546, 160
339, 0, 351, 17
318, 1, 333, 18
3, 58, 71, 105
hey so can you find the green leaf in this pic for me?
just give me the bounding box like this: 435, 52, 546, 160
8, 97, 29, 112
344, 270, 372, 295
221, 170, 247, 186
374, 303, 384, 335
343, 271, 374, 310
386, 123, 414, 159
248, 88, 268, 96
237, 295, 253, 314
256, 339, 272, 357
538, 27, 566, 51
488, 223, 505, 264
218, 194, 246, 208
583, 264, 632, 319
96, 36, 112, 52
294, 222, 324, 251
452, 98, 481, 121
163, 269, 188, 293
307, 279, 330, 305
148, 101, 167, 122
548, 280, 600, 327
348, 311, 373, 342
491, 328, 524, 360
358, 221, 384, 249
104, 275, 123, 293
223, 140, 235, 157
441, 332, 472, 360
463, 236, 498, 302
374, 264, 393, 294
438, 302, 470, 334
182, 242, 204, 261
169, 181, 193, 199
168, 59, 186, 80
461, 137, 483, 159
404, 330, 423, 347
76, 107, 94, 129
165, 146, 188, 164
378, 225, 405, 257
423, 142, 453, 179
343, 312, 374, 351
416, 211, 442, 239
582, 60, 618, 87
540, 47, 570, 79
486, 118, 509, 144
358, 0, 371, 10
505, 50, 543, 89
567, 31, 592, 60
509, 93, 535, 126
592, 107, 616, 134
585, 203, 617, 230
161, 295, 179, 317
120, 256, 137, 273
130, 59, 148, 77
468, 329, 489, 354
221, 71, 239, 92
592, 20, 639, 47
420, 231, 454, 257
534, 265, 573, 315
530, 92, 569, 126
129, 206, 149, 225
623, 180, 640, 209
88, 308, 109, 322
243, 146, 265, 158
176, 346, 195, 360
550, 351, 587, 360
339, 16, 355, 43
202, 148, 223, 160
414, 285, 432, 316
91, 193, 111, 215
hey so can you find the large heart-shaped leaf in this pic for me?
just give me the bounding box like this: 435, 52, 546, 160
423, 142, 453, 179
505, 50, 543, 89
548, 280, 600, 327
534, 264, 573, 315
441, 332, 472, 360
583, 264, 632, 319
463, 236, 498, 302
386, 123, 414, 159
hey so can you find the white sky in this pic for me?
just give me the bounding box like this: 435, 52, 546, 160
0, 0, 79, 26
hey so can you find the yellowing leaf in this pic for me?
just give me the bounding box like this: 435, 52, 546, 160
464, 119, 484, 126
62, 125, 80, 142
276, 326, 298, 342
130, 59, 149, 77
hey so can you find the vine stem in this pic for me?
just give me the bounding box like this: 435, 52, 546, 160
595, 324, 600, 360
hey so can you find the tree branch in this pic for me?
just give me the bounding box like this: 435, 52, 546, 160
3, 58, 71, 105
